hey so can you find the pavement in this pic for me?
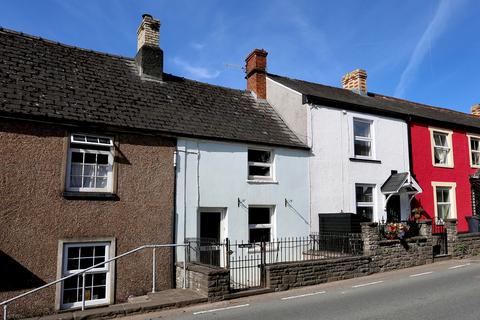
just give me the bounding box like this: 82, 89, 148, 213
118, 257, 480, 320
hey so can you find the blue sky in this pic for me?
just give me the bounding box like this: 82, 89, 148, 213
1, 0, 479, 113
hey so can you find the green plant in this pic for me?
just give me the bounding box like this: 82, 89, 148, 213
455, 243, 468, 255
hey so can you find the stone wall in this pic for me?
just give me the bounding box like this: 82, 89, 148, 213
444, 219, 480, 258
265, 256, 371, 290
176, 263, 229, 301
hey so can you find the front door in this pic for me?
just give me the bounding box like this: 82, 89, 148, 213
199, 211, 221, 266
386, 195, 401, 222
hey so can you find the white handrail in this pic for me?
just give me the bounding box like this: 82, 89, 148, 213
1, 243, 188, 320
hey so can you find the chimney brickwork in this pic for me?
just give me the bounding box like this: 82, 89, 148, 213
135, 14, 163, 80
245, 49, 268, 100
342, 69, 367, 95
137, 14, 160, 50
472, 104, 480, 117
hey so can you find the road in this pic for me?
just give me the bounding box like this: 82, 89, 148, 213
123, 258, 480, 320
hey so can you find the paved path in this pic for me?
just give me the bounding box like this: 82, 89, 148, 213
121, 257, 480, 320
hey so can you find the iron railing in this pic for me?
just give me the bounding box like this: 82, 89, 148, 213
0, 243, 188, 320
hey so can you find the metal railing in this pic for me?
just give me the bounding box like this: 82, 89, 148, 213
1, 243, 188, 320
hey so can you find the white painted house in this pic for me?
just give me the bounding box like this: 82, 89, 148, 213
245, 50, 421, 232
175, 138, 310, 261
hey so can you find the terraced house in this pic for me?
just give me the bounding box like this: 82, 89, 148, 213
0, 15, 309, 318
253, 49, 480, 233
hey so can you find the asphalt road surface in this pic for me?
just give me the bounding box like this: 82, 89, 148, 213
123, 258, 480, 320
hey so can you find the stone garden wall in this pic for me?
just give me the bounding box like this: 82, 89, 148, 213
176, 263, 229, 301
444, 219, 480, 258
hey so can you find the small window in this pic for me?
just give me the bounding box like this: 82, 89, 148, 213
61, 242, 111, 309
353, 119, 373, 158
430, 129, 453, 167
248, 149, 273, 180
355, 184, 374, 221
436, 187, 451, 221
248, 207, 273, 243
66, 134, 114, 193
469, 136, 480, 167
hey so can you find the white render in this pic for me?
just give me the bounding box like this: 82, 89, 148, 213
175, 138, 310, 260
267, 77, 411, 232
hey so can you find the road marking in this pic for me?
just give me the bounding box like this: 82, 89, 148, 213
281, 291, 326, 300
193, 304, 250, 315
409, 271, 433, 277
449, 263, 471, 269
351, 280, 384, 288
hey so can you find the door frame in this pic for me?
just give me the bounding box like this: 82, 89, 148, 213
197, 207, 227, 266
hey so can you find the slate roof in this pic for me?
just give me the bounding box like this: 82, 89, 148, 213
381, 173, 409, 193
268, 73, 480, 131
0, 28, 306, 149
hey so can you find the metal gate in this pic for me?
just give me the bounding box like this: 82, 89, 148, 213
226, 239, 266, 291
432, 220, 448, 257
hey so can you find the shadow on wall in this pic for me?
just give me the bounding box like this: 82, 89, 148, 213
0, 251, 46, 291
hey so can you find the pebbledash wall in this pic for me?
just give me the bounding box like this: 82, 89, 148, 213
0, 119, 175, 317
410, 122, 478, 232
175, 138, 310, 262
266, 77, 411, 231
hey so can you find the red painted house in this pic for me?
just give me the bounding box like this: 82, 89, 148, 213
410, 119, 480, 232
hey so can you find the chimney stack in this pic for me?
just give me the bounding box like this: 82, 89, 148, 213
342, 69, 367, 95
135, 14, 163, 80
245, 49, 268, 100
472, 104, 480, 117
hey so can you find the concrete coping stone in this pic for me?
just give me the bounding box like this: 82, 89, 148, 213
378, 236, 427, 246
176, 262, 229, 275
264, 255, 371, 270
457, 232, 480, 239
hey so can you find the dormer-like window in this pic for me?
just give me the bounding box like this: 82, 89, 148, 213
66, 134, 114, 193
248, 149, 273, 181
430, 128, 453, 168
353, 118, 373, 159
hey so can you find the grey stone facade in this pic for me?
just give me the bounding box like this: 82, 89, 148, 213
444, 219, 480, 258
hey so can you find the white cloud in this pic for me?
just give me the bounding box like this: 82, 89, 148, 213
173, 57, 220, 79
394, 0, 466, 97
190, 42, 206, 51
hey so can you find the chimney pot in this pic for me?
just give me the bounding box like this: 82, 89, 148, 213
342, 69, 367, 95
472, 104, 480, 117
245, 49, 268, 100
135, 14, 163, 80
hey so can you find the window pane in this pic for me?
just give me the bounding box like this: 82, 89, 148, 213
96, 165, 108, 177
249, 207, 270, 224
97, 154, 109, 165
95, 246, 105, 257
68, 247, 80, 258
354, 120, 371, 138
248, 165, 270, 177
473, 152, 480, 165
96, 178, 107, 188
356, 206, 373, 221
81, 246, 94, 257
86, 136, 98, 143
98, 138, 111, 145
438, 204, 450, 220
83, 164, 95, 177
71, 163, 82, 176
437, 187, 450, 203
248, 150, 271, 163
67, 258, 79, 271
92, 286, 106, 300
80, 257, 94, 269
356, 185, 373, 203
63, 289, 79, 304
84, 153, 97, 164
249, 228, 271, 243
83, 177, 94, 188
471, 139, 480, 151
354, 140, 371, 157
434, 147, 449, 164
434, 133, 448, 147
92, 273, 106, 286
70, 175, 82, 188
71, 152, 84, 163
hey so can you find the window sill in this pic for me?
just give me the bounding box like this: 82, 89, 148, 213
349, 157, 381, 164
62, 192, 119, 201
432, 164, 454, 169
247, 180, 279, 185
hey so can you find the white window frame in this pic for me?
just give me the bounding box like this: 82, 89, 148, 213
248, 206, 275, 243
247, 148, 275, 181
66, 134, 115, 193
432, 182, 457, 221
57, 240, 115, 310
429, 127, 454, 168
467, 134, 480, 168
355, 183, 376, 220
353, 118, 374, 159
